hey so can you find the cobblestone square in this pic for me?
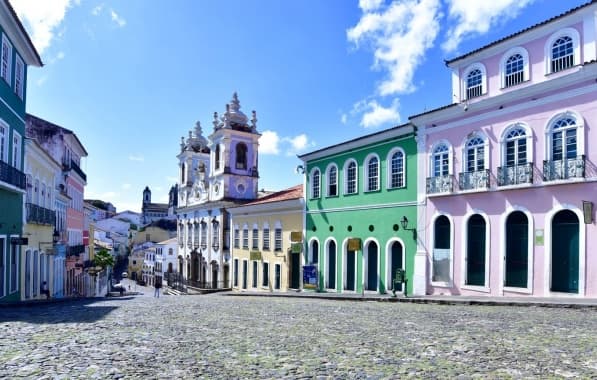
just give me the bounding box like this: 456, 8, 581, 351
1, 294, 596, 379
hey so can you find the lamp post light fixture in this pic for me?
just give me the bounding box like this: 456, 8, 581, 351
400, 216, 417, 241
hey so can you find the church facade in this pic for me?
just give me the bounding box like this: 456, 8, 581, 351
176, 93, 261, 289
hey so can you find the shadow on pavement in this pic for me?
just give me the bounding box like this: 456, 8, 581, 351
0, 298, 121, 324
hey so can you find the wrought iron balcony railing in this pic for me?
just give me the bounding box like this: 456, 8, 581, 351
497, 163, 533, 186
0, 160, 26, 190
543, 156, 585, 181
426, 174, 454, 194
25, 203, 56, 225
459, 169, 490, 191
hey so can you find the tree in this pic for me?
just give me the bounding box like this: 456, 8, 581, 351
94, 249, 115, 269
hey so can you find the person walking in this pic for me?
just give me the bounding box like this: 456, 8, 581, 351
41, 281, 50, 300
154, 279, 162, 298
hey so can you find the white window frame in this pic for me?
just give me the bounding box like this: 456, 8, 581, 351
274, 221, 282, 252
14, 54, 23, 99
261, 261, 269, 288
430, 213, 454, 288
499, 47, 529, 88
242, 225, 249, 249
461, 132, 488, 173
251, 224, 259, 250
544, 110, 584, 162
429, 140, 453, 178
233, 225, 240, 248
544, 28, 580, 75
0, 120, 7, 162
364, 153, 380, 192
1, 34, 12, 85
387, 147, 406, 189
310, 168, 321, 199
326, 164, 338, 197
344, 159, 358, 195
500, 123, 533, 167
461, 63, 487, 100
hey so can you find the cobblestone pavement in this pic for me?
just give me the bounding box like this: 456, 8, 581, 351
1, 293, 596, 379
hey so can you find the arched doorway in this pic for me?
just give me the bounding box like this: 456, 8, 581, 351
388, 241, 403, 293
364, 241, 378, 291
505, 211, 528, 288
191, 252, 199, 282
326, 240, 336, 290
466, 214, 486, 286
432, 216, 451, 283
344, 246, 357, 291
551, 210, 579, 293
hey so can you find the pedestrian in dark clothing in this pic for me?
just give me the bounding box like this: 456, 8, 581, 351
154, 280, 162, 298
41, 281, 50, 299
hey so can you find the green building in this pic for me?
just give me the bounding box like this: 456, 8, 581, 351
0, 1, 42, 303
299, 124, 418, 295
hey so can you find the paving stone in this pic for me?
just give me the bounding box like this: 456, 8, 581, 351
0, 294, 596, 378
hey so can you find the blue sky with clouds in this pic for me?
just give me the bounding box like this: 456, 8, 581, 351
11, 0, 586, 212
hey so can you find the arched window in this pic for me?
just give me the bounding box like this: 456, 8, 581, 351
505, 211, 529, 288
365, 155, 379, 192
388, 149, 405, 189
466, 69, 482, 99
504, 54, 524, 87
235, 142, 247, 170
551, 36, 574, 73
551, 117, 577, 161
505, 126, 527, 167
465, 136, 485, 173
465, 214, 486, 287
344, 160, 357, 195
432, 215, 452, 284
432, 143, 450, 177
327, 165, 337, 197
545, 28, 580, 74
310, 168, 320, 199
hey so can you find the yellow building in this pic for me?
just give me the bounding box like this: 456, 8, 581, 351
132, 219, 176, 246
228, 185, 303, 292
22, 138, 61, 300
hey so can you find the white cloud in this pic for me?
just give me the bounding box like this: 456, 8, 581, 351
359, 0, 384, 12
128, 154, 144, 162
358, 98, 400, 128
46, 51, 65, 64
110, 9, 126, 27
122, 183, 131, 190
10, 0, 74, 55
91, 4, 104, 16
282, 134, 315, 156
260, 130, 280, 155
347, 0, 442, 96
340, 113, 348, 124
442, 0, 535, 52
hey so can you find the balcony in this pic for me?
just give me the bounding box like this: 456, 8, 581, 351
0, 160, 26, 190
63, 159, 87, 182
459, 169, 490, 191
67, 244, 85, 256
497, 163, 533, 186
426, 175, 454, 194
543, 156, 585, 182
25, 203, 56, 225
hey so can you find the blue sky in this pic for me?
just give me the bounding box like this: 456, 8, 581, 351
11, 0, 587, 212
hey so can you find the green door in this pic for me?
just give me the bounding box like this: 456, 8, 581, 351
551, 210, 579, 293
505, 211, 528, 288
390, 242, 403, 292
327, 241, 336, 290
366, 242, 378, 291
466, 214, 486, 286
345, 251, 356, 291
290, 252, 300, 289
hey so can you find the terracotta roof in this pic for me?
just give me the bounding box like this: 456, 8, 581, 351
239, 185, 302, 207
445, 0, 596, 65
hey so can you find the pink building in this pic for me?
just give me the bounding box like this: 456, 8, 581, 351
411, 1, 597, 298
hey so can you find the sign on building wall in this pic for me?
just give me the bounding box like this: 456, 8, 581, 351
303, 265, 317, 290
250, 251, 262, 261
290, 231, 303, 242
347, 238, 361, 251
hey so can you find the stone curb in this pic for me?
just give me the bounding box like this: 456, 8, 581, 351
221, 292, 597, 309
